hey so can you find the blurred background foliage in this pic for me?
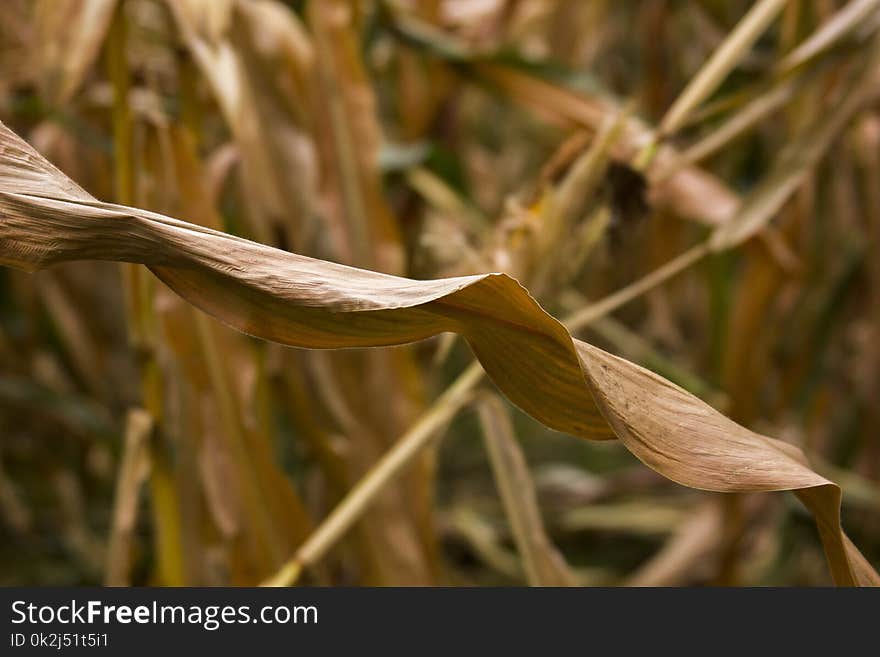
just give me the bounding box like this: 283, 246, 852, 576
1, 0, 879, 586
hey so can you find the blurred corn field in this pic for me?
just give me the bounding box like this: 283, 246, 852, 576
1, 0, 879, 587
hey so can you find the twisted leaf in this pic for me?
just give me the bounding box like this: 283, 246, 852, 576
0, 121, 876, 586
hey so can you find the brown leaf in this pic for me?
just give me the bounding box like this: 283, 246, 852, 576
0, 120, 876, 586
35, 0, 118, 105
477, 393, 576, 586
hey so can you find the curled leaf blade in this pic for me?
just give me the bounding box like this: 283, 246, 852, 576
0, 121, 875, 586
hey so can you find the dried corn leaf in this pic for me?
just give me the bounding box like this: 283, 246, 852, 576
166, 0, 317, 249
477, 64, 742, 227
477, 394, 576, 586
625, 501, 723, 586
658, 0, 788, 136
307, 0, 405, 272
0, 121, 876, 586
777, 0, 880, 74
105, 408, 153, 586
35, 0, 118, 105
711, 49, 880, 251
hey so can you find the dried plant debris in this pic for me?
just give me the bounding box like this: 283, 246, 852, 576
0, 119, 877, 585
1, 0, 879, 587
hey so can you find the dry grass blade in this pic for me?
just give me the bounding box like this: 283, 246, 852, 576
167, 0, 317, 249
625, 502, 723, 586
0, 122, 876, 586
307, 0, 404, 273
0, 454, 31, 537
105, 408, 152, 586
263, 362, 484, 587
558, 501, 688, 537
777, 0, 880, 74
35, 0, 118, 105
476, 393, 576, 587
659, 78, 799, 178
477, 64, 742, 227
658, 0, 788, 137
711, 48, 880, 250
